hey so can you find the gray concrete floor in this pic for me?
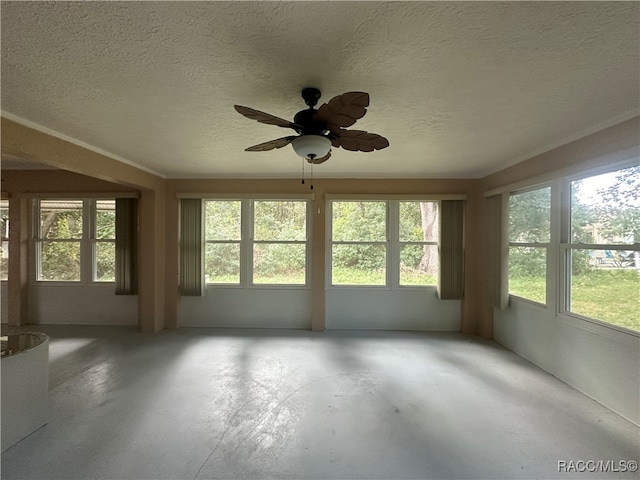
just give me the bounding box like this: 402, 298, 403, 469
1, 326, 638, 480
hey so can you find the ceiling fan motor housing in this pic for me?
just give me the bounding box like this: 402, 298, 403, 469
293, 108, 326, 134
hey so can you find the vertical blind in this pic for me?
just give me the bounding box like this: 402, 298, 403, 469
438, 200, 464, 300
115, 198, 138, 295
180, 199, 203, 296
485, 194, 508, 309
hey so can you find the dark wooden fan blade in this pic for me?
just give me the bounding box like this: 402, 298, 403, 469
245, 136, 296, 152
307, 150, 331, 164
314, 92, 370, 132
234, 105, 301, 130
335, 130, 389, 152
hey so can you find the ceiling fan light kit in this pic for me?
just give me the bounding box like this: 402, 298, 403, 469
291, 135, 331, 160
234, 88, 389, 167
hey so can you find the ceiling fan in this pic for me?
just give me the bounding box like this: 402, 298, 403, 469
234, 88, 389, 164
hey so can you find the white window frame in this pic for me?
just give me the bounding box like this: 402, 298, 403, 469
327, 197, 443, 290
558, 165, 640, 334
203, 197, 311, 288
32, 198, 116, 285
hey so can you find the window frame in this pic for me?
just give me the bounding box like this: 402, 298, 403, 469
558, 166, 640, 333
32, 198, 117, 285
494, 160, 639, 338
327, 197, 443, 290
203, 197, 312, 288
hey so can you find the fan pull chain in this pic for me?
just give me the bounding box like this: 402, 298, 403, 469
310, 163, 314, 190
301, 157, 305, 185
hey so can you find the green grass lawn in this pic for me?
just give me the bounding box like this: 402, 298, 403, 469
510, 270, 639, 332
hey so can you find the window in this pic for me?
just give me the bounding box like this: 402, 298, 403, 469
329, 200, 440, 287
566, 165, 639, 331
399, 201, 439, 286
1, 199, 8, 281
37, 200, 83, 281
508, 186, 551, 304
331, 201, 387, 285
204, 200, 241, 284
94, 200, 116, 282
35, 199, 116, 283
203, 199, 309, 286
253, 201, 307, 285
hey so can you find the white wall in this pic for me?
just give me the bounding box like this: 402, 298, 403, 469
181, 287, 312, 329
494, 299, 640, 426
28, 285, 138, 325
327, 287, 461, 330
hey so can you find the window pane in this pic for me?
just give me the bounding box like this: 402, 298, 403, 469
332, 244, 386, 285
509, 188, 551, 242
95, 200, 115, 239
0, 240, 7, 281
40, 200, 83, 239
0, 199, 8, 239
95, 242, 115, 282
332, 202, 386, 241
1, 200, 8, 281
571, 166, 640, 244
569, 249, 639, 332
400, 244, 438, 286
205, 201, 241, 241
39, 241, 81, 281
253, 243, 306, 284
254, 201, 306, 241
508, 246, 546, 303
399, 202, 438, 242
205, 243, 240, 284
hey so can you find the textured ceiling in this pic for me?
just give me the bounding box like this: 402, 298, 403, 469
1, 1, 638, 179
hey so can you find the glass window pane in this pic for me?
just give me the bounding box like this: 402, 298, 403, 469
508, 246, 546, 303
95, 242, 115, 282
332, 244, 386, 285
205, 243, 240, 284
254, 201, 306, 241
205, 201, 241, 241
0, 199, 8, 239
95, 200, 115, 239
39, 241, 81, 281
40, 200, 83, 239
253, 243, 306, 284
0, 240, 8, 281
400, 244, 438, 286
332, 201, 386, 241
399, 202, 438, 242
569, 249, 639, 332
509, 188, 551, 243
571, 166, 640, 244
